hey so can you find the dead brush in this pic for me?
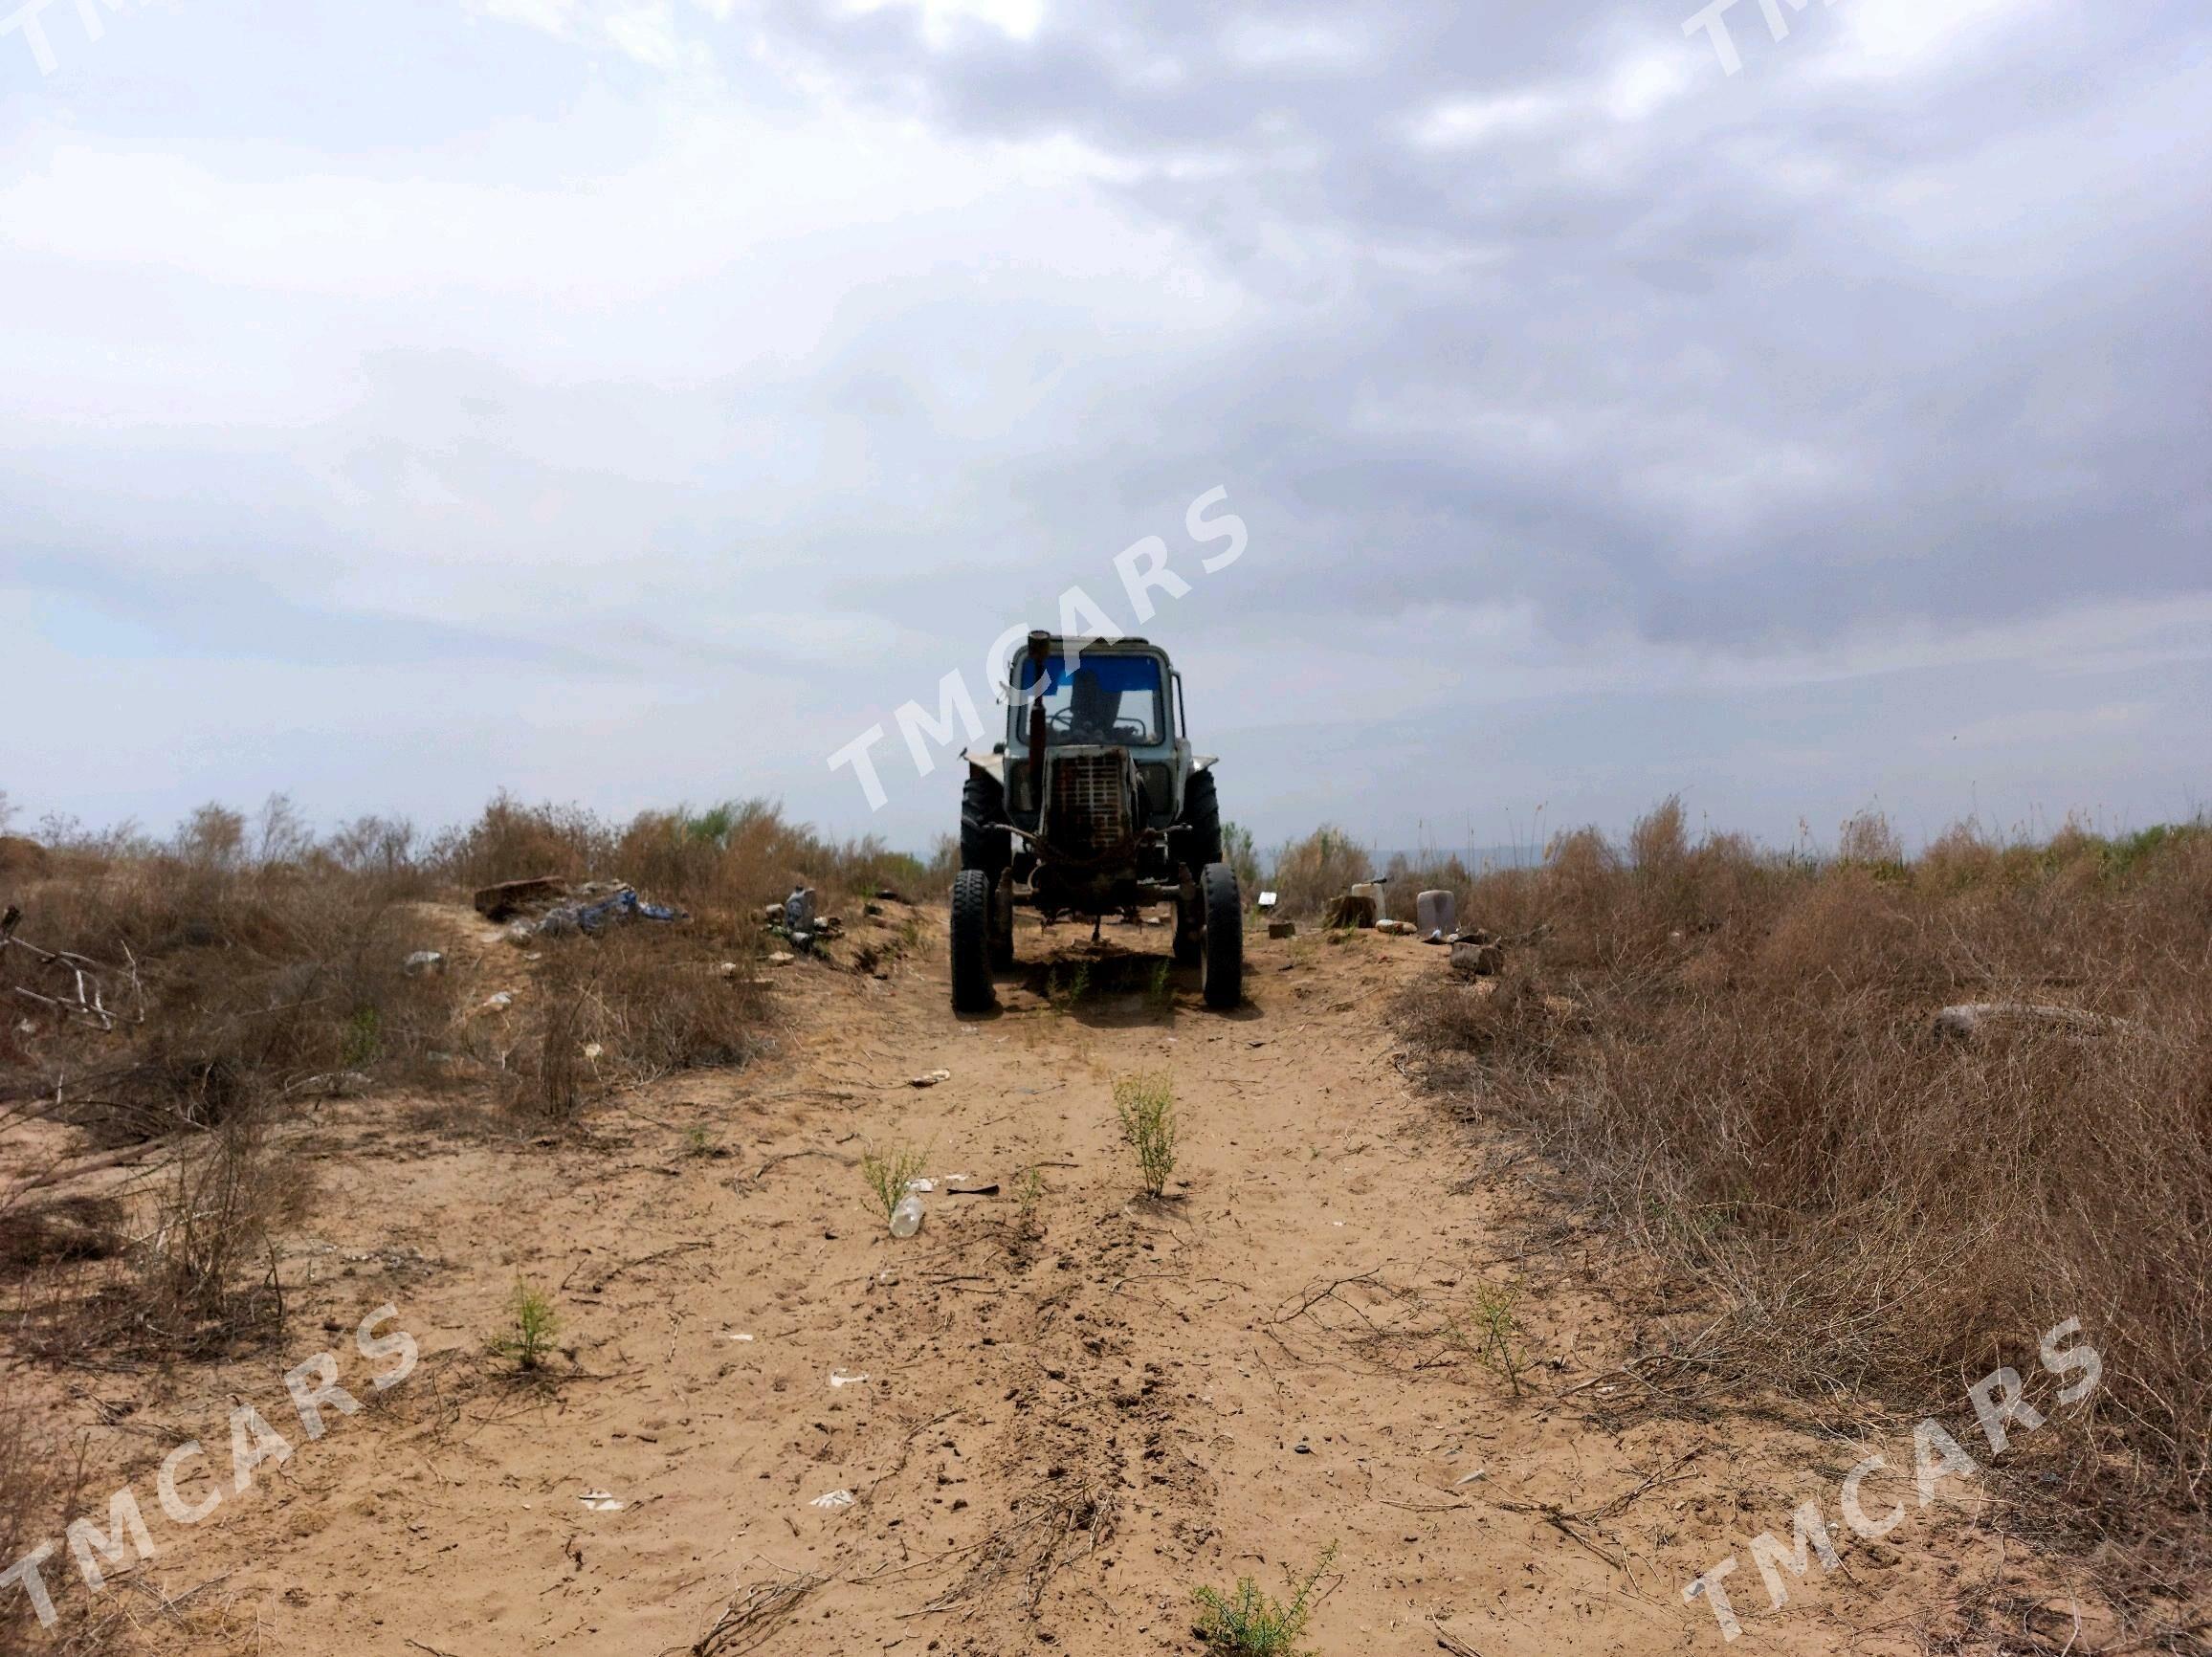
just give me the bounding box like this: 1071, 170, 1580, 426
501, 931, 772, 1120
0, 1367, 83, 1648
0, 1195, 124, 1276
693, 1569, 827, 1657
14, 1110, 314, 1362
924, 1485, 1118, 1617
500, 979, 590, 1123
4, 832, 459, 1144
131, 1112, 309, 1351
1393, 803, 2212, 1606
1268, 827, 1369, 919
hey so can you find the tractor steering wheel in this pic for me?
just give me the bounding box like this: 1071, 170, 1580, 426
1047, 707, 1144, 743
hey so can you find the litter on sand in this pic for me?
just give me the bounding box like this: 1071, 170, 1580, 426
538, 887, 686, 938
909, 1069, 952, 1088
829, 1371, 869, 1387
579, 1490, 626, 1512
476, 876, 685, 934
809, 1489, 856, 1510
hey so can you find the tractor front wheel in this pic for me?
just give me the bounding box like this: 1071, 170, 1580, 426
961, 772, 1012, 881
1200, 861, 1243, 1010
951, 870, 995, 1013
1181, 768, 1224, 869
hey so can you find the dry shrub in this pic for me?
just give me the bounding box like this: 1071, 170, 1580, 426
1380, 850, 1474, 923
1396, 967, 1560, 1071
504, 930, 773, 1121
1835, 806, 1906, 868
1627, 793, 1690, 873
1459, 864, 1546, 939
1269, 827, 1370, 917
0, 1370, 50, 1646
1537, 826, 1628, 963
1396, 801, 2212, 1597
0, 1196, 123, 1276
430, 792, 610, 889
132, 1114, 307, 1350
1754, 867, 1929, 992
3, 805, 456, 1145
436, 795, 947, 920
1, 790, 886, 1143
10, 1116, 308, 1366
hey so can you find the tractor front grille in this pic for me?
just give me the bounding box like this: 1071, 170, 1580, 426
1047, 751, 1133, 860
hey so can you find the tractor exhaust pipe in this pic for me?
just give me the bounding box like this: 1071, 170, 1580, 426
1026, 630, 1051, 803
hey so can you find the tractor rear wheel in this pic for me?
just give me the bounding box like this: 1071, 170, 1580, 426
951, 870, 995, 1012
989, 872, 1016, 971
1200, 861, 1243, 1009
1172, 894, 1202, 966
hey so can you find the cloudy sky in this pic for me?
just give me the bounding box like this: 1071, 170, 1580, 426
3, 0, 2206, 856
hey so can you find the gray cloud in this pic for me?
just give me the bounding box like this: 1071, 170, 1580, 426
2, 0, 2207, 849
746, 0, 2212, 652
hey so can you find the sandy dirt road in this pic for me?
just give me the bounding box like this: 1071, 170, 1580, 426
117, 907, 2021, 1656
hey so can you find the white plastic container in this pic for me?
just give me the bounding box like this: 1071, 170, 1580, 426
1417, 889, 1456, 938
890, 1193, 924, 1238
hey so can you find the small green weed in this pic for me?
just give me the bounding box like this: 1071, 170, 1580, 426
1192, 1540, 1338, 1655
1049, 962, 1092, 1012
1114, 1072, 1178, 1199
861, 1141, 930, 1224
1448, 1279, 1531, 1398
340, 1005, 382, 1068
492, 1280, 561, 1372
1014, 1164, 1046, 1237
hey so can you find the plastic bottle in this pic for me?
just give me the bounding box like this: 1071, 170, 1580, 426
890, 1192, 924, 1238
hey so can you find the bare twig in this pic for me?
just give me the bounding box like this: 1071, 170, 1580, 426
1430, 1616, 1485, 1657
693, 1571, 826, 1656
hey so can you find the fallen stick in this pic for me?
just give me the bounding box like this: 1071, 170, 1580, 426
1431, 1616, 1485, 1657
1, 1135, 185, 1209
1932, 1002, 2128, 1042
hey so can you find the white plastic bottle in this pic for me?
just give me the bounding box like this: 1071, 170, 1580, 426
890, 1192, 924, 1238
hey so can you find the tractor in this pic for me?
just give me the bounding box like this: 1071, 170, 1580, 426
949, 630, 1242, 1012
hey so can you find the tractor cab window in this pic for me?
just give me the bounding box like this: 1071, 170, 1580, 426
1013, 652, 1164, 747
